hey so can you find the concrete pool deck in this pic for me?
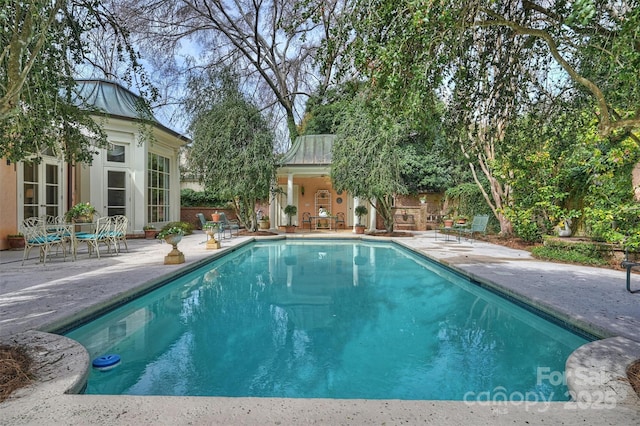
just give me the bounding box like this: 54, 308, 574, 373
0, 231, 638, 424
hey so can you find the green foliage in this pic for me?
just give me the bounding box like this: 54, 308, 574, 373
355, 205, 368, 225
186, 68, 277, 231
284, 205, 297, 226
157, 226, 185, 239
331, 92, 407, 232
503, 207, 542, 243
399, 131, 455, 193
158, 221, 193, 237
531, 240, 610, 267
180, 189, 229, 208
445, 183, 486, 218
0, 0, 149, 164
300, 82, 362, 135
64, 202, 97, 222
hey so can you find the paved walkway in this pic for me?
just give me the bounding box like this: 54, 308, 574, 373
1, 230, 638, 424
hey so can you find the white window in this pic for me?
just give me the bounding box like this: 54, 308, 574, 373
147, 153, 170, 222
107, 143, 126, 163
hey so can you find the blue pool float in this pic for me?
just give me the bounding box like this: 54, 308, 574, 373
92, 354, 121, 371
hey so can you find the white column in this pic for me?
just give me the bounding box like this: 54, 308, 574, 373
369, 198, 377, 231
352, 196, 359, 233
287, 173, 294, 206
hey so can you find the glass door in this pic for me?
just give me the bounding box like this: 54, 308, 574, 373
22, 159, 63, 219
105, 169, 128, 217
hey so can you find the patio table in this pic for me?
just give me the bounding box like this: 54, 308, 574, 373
311, 215, 337, 231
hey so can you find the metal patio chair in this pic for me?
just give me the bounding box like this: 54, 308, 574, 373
21, 217, 67, 265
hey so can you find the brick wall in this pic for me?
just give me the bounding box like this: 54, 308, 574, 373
180, 207, 238, 229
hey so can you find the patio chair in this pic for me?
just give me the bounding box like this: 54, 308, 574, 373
456, 214, 490, 242
75, 216, 112, 258
301, 212, 312, 230
218, 212, 240, 239
335, 212, 346, 229
21, 217, 67, 265
109, 215, 129, 253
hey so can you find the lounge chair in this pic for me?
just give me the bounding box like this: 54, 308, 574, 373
217, 212, 240, 239
456, 214, 489, 242
197, 213, 219, 242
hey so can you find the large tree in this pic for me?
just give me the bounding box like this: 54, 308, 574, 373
333, 0, 640, 235
112, 0, 348, 144
186, 69, 277, 231
343, 1, 640, 138
0, 0, 148, 163
331, 93, 407, 232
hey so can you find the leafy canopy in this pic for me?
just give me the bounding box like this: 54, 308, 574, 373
186, 69, 277, 231
0, 0, 148, 164
331, 92, 407, 231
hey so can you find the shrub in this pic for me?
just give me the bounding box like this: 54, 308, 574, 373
531, 239, 610, 266
180, 189, 229, 208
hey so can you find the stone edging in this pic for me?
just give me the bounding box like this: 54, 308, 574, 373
566, 336, 640, 408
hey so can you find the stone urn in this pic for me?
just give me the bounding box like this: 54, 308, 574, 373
74, 214, 94, 223
163, 234, 185, 264
205, 229, 221, 249
164, 233, 182, 248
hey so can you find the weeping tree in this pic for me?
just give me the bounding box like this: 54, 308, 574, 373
331, 93, 407, 232
187, 69, 277, 231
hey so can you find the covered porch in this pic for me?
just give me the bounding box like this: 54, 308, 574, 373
270, 135, 375, 232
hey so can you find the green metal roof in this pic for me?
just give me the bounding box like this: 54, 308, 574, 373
281, 134, 335, 165
73, 79, 189, 141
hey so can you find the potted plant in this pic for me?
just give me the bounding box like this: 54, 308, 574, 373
419, 196, 426, 204
143, 225, 157, 239
455, 215, 468, 225
157, 226, 185, 246
443, 216, 455, 228
7, 233, 25, 249
64, 202, 97, 223
158, 226, 185, 264
355, 205, 368, 234
284, 205, 297, 233
258, 215, 270, 230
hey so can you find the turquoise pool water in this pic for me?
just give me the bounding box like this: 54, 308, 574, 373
66, 240, 588, 400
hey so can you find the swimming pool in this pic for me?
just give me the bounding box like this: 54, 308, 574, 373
66, 240, 589, 400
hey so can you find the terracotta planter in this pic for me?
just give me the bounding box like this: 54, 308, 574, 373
285, 225, 296, 233
144, 229, 158, 239
355, 225, 365, 234
211, 213, 221, 222
444, 219, 454, 228
7, 236, 25, 249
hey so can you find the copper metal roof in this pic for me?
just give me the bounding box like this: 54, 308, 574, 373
281, 134, 335, 165
73, 79, 188, 141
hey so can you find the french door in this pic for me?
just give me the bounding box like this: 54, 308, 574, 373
21, 159, 64, 220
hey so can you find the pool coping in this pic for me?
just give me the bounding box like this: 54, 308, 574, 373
2, 234, 639, 424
